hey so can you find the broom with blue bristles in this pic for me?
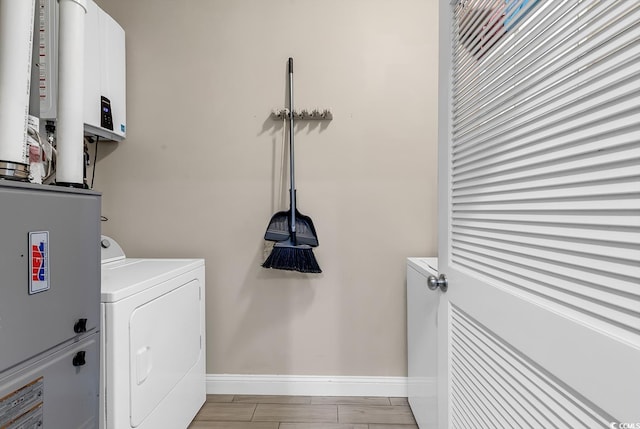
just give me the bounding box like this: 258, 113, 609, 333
262, 58, 321, 274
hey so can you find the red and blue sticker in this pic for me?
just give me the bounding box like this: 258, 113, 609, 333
28, 231, 50, 294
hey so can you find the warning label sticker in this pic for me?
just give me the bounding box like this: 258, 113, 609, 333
0, 377, 44, 429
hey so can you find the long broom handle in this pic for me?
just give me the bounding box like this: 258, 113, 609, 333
288, 57, 297, 241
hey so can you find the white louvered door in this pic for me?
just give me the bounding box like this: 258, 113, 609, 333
436, 0, 640, 427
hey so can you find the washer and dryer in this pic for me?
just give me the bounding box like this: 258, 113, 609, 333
100, 236, 206, 429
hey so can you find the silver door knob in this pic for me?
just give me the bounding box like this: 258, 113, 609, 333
427, 274, 448, 292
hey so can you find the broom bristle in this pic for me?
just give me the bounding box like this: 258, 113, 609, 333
262, 242, 322, 273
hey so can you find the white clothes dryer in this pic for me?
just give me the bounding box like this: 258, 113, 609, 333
99, 236, 206, 429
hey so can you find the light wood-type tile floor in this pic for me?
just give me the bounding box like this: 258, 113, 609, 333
189, 395, 419, 429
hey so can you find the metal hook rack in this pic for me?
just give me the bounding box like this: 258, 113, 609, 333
271, 108, 333, 121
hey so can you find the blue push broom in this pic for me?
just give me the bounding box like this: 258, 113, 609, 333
262, 58, 321, 273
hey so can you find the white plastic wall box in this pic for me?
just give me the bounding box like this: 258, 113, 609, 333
39, 0, 126, 141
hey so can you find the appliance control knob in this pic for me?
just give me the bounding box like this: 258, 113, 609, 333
72, 351, 86, 367
74, 318, 88, 333
100, 239, 110, 248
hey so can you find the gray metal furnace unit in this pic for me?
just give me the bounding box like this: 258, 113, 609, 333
0, 180, 101, 428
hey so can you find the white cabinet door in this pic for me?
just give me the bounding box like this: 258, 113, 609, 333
436, 0, 640, 427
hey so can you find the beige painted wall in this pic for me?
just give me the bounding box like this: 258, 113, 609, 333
93, 0, 438, 376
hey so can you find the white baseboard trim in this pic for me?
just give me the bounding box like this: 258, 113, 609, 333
206, 374, 408, 397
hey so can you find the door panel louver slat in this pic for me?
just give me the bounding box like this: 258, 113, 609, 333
452, 0, 593, 108
454, 164, 640, 195
454, 3, 640, 131
450, 0, 640, 346
452, 220, 639, 247
450, 306, 614, 427
453, 121, 640, 179
452, 225, 640, 266
452, 1, 638, 119
451, 247, 640, 329
444, 0, 640, 425
453, 233, 640, 287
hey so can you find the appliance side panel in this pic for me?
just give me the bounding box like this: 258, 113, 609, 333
407, 261, 439, 428
0, 333, 100, 429
0, 185, 101, 373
